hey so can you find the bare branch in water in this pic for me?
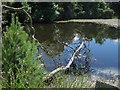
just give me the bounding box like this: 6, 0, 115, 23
44, 39, 85, 81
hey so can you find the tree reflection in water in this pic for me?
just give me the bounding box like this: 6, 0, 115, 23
33, 23, 119, 75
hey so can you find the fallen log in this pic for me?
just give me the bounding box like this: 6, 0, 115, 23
44, 40, 85, 82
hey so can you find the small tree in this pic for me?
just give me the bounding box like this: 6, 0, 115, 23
2, 15, 44, 88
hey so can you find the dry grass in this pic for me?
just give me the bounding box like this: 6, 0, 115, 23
45, 71, 119, 88
46, 73, 95, 88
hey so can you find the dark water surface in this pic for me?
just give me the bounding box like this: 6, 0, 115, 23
33, 23, 119, 79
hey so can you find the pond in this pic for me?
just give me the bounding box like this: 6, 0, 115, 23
33, 23, 119, 80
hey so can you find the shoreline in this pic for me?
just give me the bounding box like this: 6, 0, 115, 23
55, 19, 119, 28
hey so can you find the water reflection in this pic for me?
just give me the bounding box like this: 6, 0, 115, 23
33, 23, 118, 76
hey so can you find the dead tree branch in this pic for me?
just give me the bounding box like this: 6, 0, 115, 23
2, 5, 35, 39
44, 40, 85, 81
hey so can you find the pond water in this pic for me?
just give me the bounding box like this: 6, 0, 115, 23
33, 23, 119, 80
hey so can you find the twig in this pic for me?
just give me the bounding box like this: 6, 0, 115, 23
57, 40, 75, 51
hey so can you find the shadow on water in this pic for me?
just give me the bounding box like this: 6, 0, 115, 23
33, 22, 119, 79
